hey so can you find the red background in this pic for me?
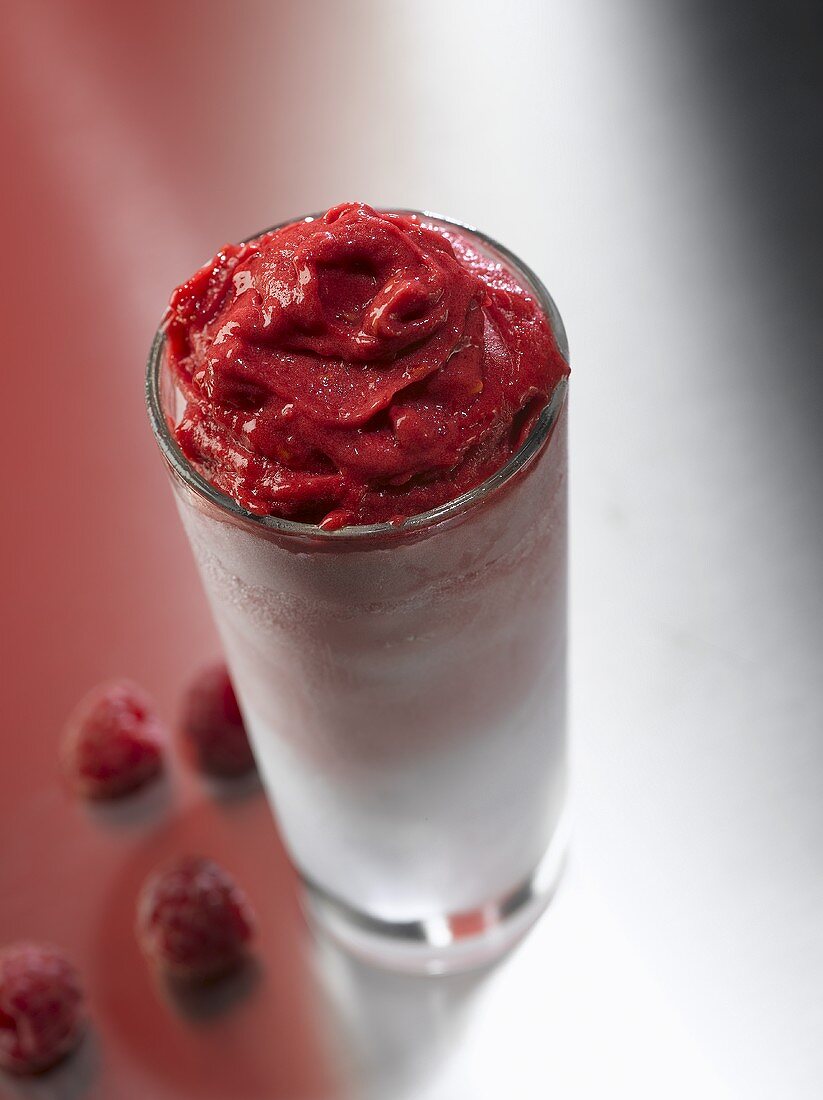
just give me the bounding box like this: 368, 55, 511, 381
1, 3, 349, 1096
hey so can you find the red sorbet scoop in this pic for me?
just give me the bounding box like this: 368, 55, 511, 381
165, 202, 568, 528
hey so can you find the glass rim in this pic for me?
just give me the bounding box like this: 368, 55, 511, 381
145, 209, 569, 542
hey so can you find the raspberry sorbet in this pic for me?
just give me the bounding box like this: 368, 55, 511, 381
150, 204, 570, 973
165, 202, 568, 529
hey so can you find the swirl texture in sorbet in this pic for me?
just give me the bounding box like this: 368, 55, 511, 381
165, 203, 568, 529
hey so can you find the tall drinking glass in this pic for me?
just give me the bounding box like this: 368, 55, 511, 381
147, 213, 569, 974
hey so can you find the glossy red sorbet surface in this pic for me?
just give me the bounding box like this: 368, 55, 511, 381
167, 203, 568, 528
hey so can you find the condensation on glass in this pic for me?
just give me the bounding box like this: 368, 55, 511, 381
147, 213, 569, 974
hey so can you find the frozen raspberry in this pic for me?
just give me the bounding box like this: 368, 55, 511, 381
0, 943, 85, 1074
180, 663, 255, 777
136, 856, 256, 980
62, 680, 164, 799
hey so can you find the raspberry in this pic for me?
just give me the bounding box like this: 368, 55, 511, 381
0, 943, 85, 1074
136, 856, 256, 980
62, 680, 164, 799
180, 664, 255, 777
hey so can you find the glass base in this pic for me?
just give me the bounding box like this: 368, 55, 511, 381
301, 816, 569, 975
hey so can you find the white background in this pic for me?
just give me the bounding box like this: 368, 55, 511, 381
295, 3, 823, 1097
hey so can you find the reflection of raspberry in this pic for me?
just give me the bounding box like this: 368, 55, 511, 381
136, 856, 256, 980
180, 664, 255, 777
62, 681, 164, 799
0, 943, 85, 1074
